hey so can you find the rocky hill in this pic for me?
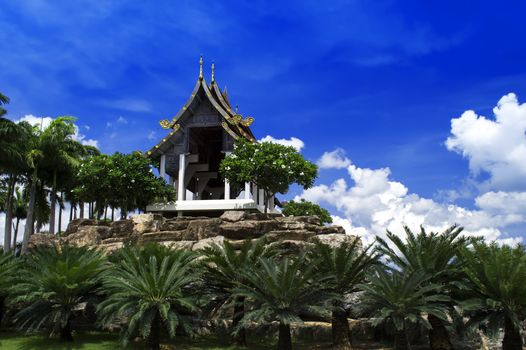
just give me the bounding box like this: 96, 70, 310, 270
29, 211, 359, 252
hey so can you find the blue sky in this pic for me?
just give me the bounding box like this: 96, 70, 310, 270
1, 1, 526, 244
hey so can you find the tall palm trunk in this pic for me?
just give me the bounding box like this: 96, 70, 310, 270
58, 192, 63, 234
428, 314, 452, 350
3, 174, 16, 252
12, 217, 20, 253
21, 173, 38, 254
60, 318, 74, 342
232, 296, 247, 346
79, 201, 84, 219
332, 308, 353, 349
502, 316, 522, 350
277, 322, 292, 350
49, 171, 57, 234
69, 202, 74, 222
394, 330, 411, 350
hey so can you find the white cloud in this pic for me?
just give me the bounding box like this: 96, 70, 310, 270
15, 115, 98, 147
147, 131, 157, 141
101, 98, 152, 113
317, 148, 352, 169
117, 116, 128, 124
259, 135, 305, 151
445, 93, 526, 191
297, 159, 524, 246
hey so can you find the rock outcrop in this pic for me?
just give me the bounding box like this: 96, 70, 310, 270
29, 211, 358, 253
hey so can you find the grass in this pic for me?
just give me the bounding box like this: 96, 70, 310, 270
0, 330, 397, 349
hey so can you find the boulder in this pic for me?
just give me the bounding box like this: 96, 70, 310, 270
220, 220, 279, 239
160, 219, 191, 231
311, 234, 361, 249
186, 218, 222, 240
28, 233, 59, 250
276, 215, 321, 226
220, 210, 247, 222
132, 213, 161, 234
265, 230, 315, 243
64, 218, 96, 235
110, 220, 134, 237
64, 226, 103, 246
192, 236, 225, 251
139, 230, 193, 243
269, 239, 313, 254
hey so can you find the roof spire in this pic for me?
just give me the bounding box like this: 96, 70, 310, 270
235, 104, 239, 113
199, 56, 203, 80
211, 62, 215, 83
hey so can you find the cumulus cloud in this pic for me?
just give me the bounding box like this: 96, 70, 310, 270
446, 93, 526, 191
297, 158, 523, 246
16, 115, 98, 147
317, 148, 352, 169
259, 135, 305, 151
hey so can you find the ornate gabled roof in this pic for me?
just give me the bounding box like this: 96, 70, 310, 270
146, 58, 256, 158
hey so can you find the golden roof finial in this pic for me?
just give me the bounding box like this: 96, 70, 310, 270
199, 56, 203, 80
211, 62, 215, 83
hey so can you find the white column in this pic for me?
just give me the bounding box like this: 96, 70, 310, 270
160, 154, 166, 181
244, 182, 251, 200
258, 189, 265, 207
252, 184, 258, 202
224, 179, 231, 200
177, 153, 186, 201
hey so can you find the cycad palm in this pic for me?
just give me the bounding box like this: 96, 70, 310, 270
376, 225, 471, 350
234, 257, 332, 350
308, 239, 377, 349
97, 244, 200, 350
201, 238, 277, 345
0, 252, 18, 326
10, 245, 107, 341
359, 269, 450, 350
460, 242, 526, 350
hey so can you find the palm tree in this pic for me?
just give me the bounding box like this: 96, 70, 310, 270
200, 238, 277, 346
97, 244, 200, 350
10, 244, 107, 341
39, 116, 85, 235
234, 256, 333, 350
11, 187, 28, 251
0, 92, 9, 117
0, 251, 18, 326
459, 242, 526, 350
0, 119, 32, 253
375, 225, 472, 350
359, 269, 450, 350
307, 239, 378, 350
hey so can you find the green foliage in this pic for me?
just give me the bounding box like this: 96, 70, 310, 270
0, 91, 9, 117
233, 256, 333, 349
360, 269, 450, 332
220, 139, 317, 212
459, 242, 526, 349
97, 244, 200, 349
76, 152, 174, 218
10, 245, 107, 341
282, 199, 332, 224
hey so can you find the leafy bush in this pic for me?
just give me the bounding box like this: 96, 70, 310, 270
282, 199, 333, 224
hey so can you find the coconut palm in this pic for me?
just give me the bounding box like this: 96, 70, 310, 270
11, 187, 27, 251
10, 244, 107, 341
200, 238, 277, 345
0, 251, 18, 326
0, 120, 32, 253
307, 239, 378, 349
459, 242, 526, 350
234, 256, 333, 350
0, 92, 9, 117
97, 244, 200, 350
376, 225, 473, 350
359, 269, 450, 350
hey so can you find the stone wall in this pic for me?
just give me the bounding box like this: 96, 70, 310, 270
29, 211, 359, 252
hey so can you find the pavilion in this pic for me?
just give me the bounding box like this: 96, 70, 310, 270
145, 58, 275, 216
